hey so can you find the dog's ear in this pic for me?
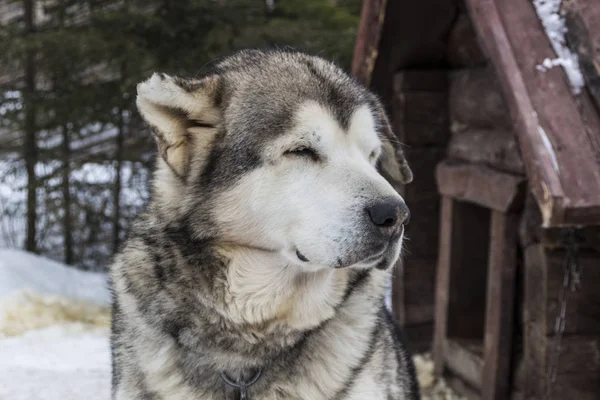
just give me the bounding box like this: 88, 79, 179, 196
136, 73, 222, 177
376, 111, 413, 184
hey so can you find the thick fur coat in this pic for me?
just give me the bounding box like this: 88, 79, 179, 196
110, 49, 420, 400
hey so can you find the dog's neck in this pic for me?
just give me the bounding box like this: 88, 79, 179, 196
139, 215, 383, 370
216, 244, 352, 331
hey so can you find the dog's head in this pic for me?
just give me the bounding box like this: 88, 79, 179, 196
137, 50, 412, 271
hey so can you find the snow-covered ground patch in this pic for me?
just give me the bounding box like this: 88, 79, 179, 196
0, 248, 110, 304
0, 325, 111, 400
0, 290, 110, 337
0, 249, 111, 399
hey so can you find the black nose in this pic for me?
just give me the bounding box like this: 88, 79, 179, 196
366, 200, 410, 228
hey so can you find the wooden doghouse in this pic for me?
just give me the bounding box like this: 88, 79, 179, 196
352, 0, 600, 398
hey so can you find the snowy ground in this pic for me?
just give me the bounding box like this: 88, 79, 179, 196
0, 325, 111, 400
0, 249, 110, 305
0, 249, 462, 400
0, 250, 112, 400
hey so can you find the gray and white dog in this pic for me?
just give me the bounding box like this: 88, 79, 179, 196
110, 49, 420, 400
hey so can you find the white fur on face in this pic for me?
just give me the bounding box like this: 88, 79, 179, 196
214, 102, 405, 270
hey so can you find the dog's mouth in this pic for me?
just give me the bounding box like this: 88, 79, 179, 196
295, 225, 405, 269
346, 225, 405, 269
296, 249, 309, 262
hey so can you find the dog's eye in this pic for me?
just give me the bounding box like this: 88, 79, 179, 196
284, 146, 320, 162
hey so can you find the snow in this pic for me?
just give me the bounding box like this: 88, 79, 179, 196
537, 126, 560, 172
0, 326, 111, 400
0, 249, 110, 305
0, 290, 111, 337
0, 250, 111, 399
533, 0, 585, 94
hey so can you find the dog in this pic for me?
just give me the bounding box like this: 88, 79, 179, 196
110, 49, 419, 400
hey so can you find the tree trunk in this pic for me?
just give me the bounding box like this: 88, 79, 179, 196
56, 0, 73, 264
112, 61, 127, 254
112, 110, 124, 254
23, 0, 38, 253
62, 125, 73, 264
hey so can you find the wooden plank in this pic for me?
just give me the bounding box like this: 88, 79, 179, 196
519, 192, 543, 249
446, 11, 488, 68
436, 160, 526, 212
449, 67, 512, 132
394, 70, 448, 92
550, 372, 600, 400
393, 92, 449, 146
448, 128, 524, 174
523, 244, 547, 398
524, 243, 600, 398
564, 0, 600, 113
525, 245, 600, 336
392, 70, 449, 146
531, 330, 600, 376
369, 0, 457, 107
466, 0, 600, 226
433, 197, 455, 376
525, 328, 600, 398
482, 211, 519, 400
351, 0, 387, 86
444, 338, 484, 390
434, 197, 491, 376
542, 227, 600, 252
544, 251, 600, 335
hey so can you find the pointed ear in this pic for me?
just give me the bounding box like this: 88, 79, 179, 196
136, 73, 222, 177
376, 110, 413, 184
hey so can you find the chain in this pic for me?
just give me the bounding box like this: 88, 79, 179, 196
545, 228, 583, 399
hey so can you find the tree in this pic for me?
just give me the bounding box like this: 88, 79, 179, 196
23, 0, 38, 253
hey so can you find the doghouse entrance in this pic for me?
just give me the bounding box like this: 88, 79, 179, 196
446, 200, 490, 344
436, 199, 491, 392
434, 181, 521, 399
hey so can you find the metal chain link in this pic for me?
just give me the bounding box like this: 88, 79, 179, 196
545, 228, 583, 400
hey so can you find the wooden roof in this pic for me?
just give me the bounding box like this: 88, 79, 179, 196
351, 0, 386, 87
354, 0, 600, 227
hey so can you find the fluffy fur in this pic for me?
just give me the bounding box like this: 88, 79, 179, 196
110, 49, 419, 400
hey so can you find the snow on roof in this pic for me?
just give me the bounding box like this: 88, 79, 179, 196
533, 0, 585, 94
